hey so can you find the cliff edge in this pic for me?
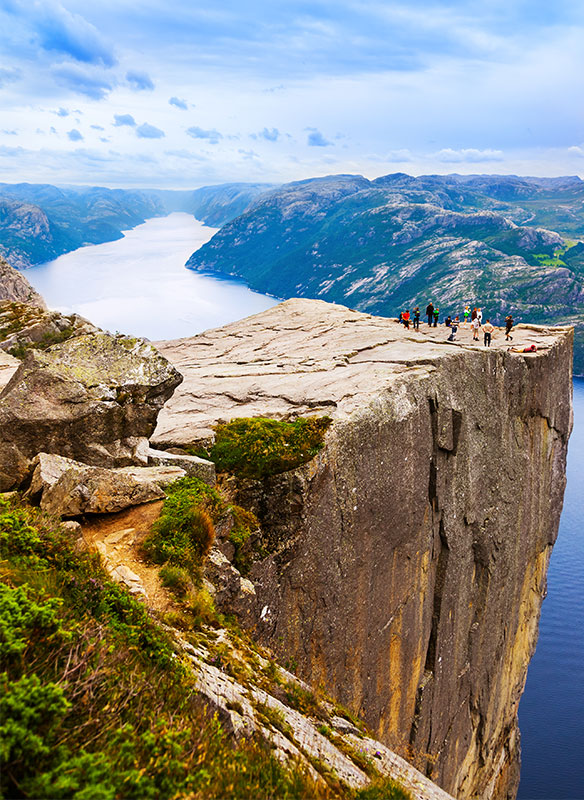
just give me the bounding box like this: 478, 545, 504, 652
154, 299, 573, 800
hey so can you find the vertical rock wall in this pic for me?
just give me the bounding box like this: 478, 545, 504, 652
248, 338, 572, 799
154, 300, 573, 800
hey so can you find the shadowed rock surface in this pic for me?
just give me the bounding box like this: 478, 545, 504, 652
0, 332, 182, 491
154, 298, 573, 800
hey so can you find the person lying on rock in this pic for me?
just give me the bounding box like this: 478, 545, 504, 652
509, 344, 537, 353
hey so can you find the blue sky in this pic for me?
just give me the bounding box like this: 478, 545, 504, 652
0, 0, 583, 187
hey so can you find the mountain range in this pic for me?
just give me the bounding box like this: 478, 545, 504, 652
0, 174, 582, 372
185, 173, 584, 373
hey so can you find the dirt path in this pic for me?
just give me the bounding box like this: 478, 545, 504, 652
80, 500, 174, 613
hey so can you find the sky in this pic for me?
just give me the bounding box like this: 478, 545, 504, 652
0, 0, 583, 189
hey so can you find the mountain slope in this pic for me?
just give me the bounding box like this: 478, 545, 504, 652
185, 173, 584, 372
0, 184, 165, 268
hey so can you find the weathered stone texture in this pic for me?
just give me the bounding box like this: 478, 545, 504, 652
0, 256, 45, 307
155, 299, 573, 800
0, 332, 182, 490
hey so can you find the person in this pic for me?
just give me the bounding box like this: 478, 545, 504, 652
483, 318, 494, 347
447, 316, 459, 341
477, 308, 483, 327
433, 306, 439, 327
402, 309, 410, 329
505, 314, 514, 341
509, 344, 537, 353
426, 302, 434, 326
463, 306, 470, 328
413, 306, 420, 330
471, 316, 480, 341
444, 315, 452, 327
471, 307, 477, 322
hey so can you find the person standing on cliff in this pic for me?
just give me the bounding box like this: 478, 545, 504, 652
463, 305, 470, 327
505, 314, 514, 341
413, 306, 420, 330
483, 319, 494, 347
477, 308, 483, 327
471, 316, 480, 341
402, 309, 411, 329
471, 307, 477, 324
426, 302, 434, 326
433, 306, 439, 327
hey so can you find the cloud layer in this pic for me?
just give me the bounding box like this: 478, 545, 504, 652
0, 0, 582, 187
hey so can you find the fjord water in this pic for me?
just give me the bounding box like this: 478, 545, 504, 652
25, 213, 582, 798
518, 377, 583, 800
26, 213, 277, 341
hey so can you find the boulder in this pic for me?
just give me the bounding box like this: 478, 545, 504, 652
205, 547, 259, 624
25, 452, 165, 517
0, 331, 182, 491
147, 447, 216, 485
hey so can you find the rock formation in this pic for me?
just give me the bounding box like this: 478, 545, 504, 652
0, 255, 45, 307
0, 331, 182, 491
154, 299, 573, 800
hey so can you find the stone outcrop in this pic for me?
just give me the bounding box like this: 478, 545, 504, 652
0, 299, 98, 357
0, 332, 182, 491
154, 298, 573, 800
0, 256, 45, 307
25, 453, 166, 517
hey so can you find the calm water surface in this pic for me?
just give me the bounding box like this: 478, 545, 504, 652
26, 213, 277, 340
24, 215, 583, 799
518, 378, 584, 800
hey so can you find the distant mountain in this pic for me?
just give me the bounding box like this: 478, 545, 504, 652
0, 184, 165, 269
186, 173, 584, 373
0, 182, 277, 269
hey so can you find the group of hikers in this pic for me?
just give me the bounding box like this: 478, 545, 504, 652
398, 302, 517, 348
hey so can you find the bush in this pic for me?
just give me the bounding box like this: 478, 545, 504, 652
158, 564, 191, 597
143, 476, 219, 581
210, 416, 332, 480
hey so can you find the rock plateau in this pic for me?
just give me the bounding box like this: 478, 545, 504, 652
155, 298, 573, 800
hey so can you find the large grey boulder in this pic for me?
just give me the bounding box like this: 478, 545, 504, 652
25, 452, 166, 517
0, 332, 182, 490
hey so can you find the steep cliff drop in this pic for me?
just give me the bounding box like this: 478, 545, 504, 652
153, 299, 573, 800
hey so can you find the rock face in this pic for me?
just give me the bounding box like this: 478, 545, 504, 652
155, 299, 573, 800
0, 256, 46, 307
25, 453, 166, 517
0, 332, 182, 491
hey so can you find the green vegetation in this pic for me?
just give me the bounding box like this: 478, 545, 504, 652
142, 476, 220, 582
142, 475, 260, 582
208, 416, 332, 480
0, 495, 334, 800
355, 777, 413, 800
158, 564, 191, 597
284, 680, 326, 720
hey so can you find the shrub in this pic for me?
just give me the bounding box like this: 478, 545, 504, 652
158, 564, 192, 597
210, 416, 332, 480
143, 476, 219, 581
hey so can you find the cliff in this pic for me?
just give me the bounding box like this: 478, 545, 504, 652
154, 299, 573, 799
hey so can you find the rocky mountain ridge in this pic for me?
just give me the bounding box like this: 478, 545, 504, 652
0, 181, 274, 268
185, 173, 584, 373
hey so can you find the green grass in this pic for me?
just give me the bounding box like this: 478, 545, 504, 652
209, 416, 332, 480
0, 495, 334, 800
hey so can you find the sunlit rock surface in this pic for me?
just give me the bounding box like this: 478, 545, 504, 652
155, 299, 573, 800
